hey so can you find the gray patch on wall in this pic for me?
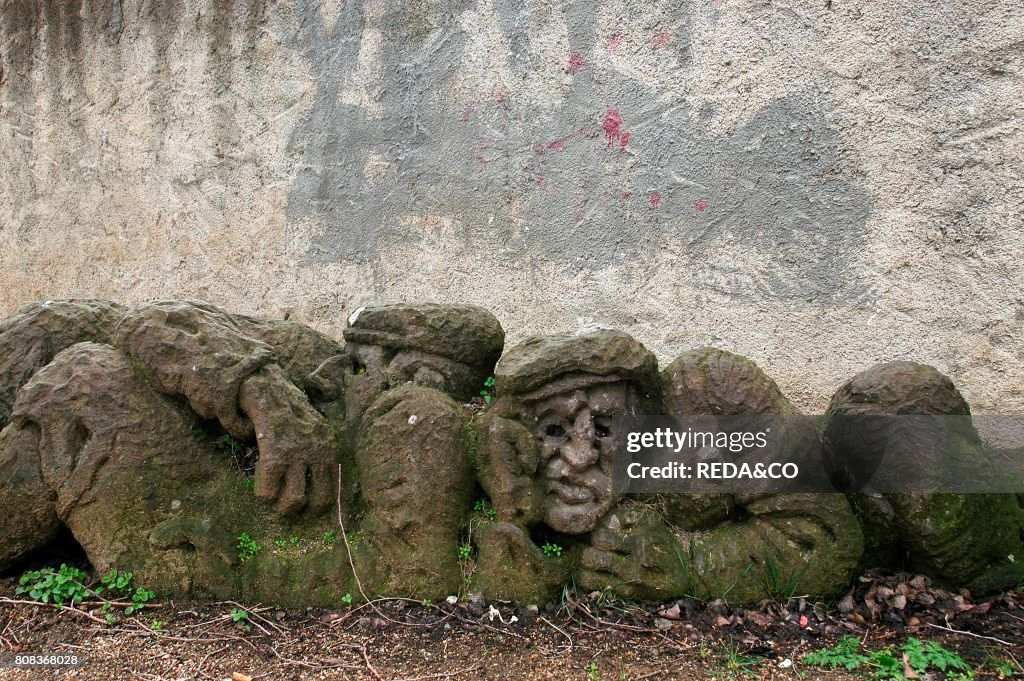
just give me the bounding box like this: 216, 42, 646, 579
285, 0, 872, 305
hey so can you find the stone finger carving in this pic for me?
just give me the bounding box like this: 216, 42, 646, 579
239, 364, 339, 516
579, 505, 690, 601
114, 300, 344, 517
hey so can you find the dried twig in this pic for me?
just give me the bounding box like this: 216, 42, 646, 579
539, 616, 573, 650
565, 595, 663, 634
0, 597, 109, 625
362, 643, 384, 680
923, 622, 1015, 647
335, 464, 442, 630
74, 600, 163, 610
267, 642, 360, 671
90, 625, 260, 650
195, 644, 229, 679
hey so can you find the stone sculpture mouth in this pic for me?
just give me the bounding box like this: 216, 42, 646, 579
548, 479, 595, 504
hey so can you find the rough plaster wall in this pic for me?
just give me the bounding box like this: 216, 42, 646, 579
0, 0, 1021, 419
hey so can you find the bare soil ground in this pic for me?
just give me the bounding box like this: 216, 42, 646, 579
1, 574, 1022, 681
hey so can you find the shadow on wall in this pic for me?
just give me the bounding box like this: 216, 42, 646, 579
285, 0, 872, 305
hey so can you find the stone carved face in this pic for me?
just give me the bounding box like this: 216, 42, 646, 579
532, 382, 627, 534
347, 343, 481, 401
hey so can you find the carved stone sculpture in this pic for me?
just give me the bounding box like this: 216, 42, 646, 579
0, 300, 1020, 606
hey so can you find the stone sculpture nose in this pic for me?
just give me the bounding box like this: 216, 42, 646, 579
561, 408, 599, 470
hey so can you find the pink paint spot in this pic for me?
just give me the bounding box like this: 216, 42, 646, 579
494, 88, 509, 103
603, 107, 623, 147
607, 34, 624, 52
568, 52, 587, 73
650, 192, 662, 208
620, 130, 630, 149
620, 191, 632, 201
536, 175, 545, 187
462, 110, 470, 123
470, 139, 493, 165
647, 31, 672, 49
693, 198, 709, 212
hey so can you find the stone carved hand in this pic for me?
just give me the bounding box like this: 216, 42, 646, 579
475, 414, 545, 527
579, 505, 690, 601
239, 365, 338, 516
475, 521, 569, 602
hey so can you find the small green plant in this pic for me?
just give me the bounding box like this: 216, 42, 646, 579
288, 534, 299, 546
322, 531, 337, 544
542, 542, 563, 558
237, 532, 262, 562
421, 598, 433, 608
99, 569, 133, 593
341, 592, 353, 605
218, 433, 244, 454
345, 531, 363, 548
17, 564, 90, 606
229, 607, 251, 632
473, 499, 497, 520
721, 639, 758, 678
480, 376, 496, 404
586, 660, 600, 681
127, 587, 155, 615
458, 543, 473, 560
275, 538, 288, 549
996, 661, 1016, 678
803, 636, 870, 670
18, 564, 156, 618
243, 477, 255, 491
762, 553, 807, 602
902, 638, 972, 679
150, 619, 164, 632
803, 636, 974, 680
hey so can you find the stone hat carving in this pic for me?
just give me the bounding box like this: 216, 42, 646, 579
343, 303, 504, 371
495, 329, 659, 402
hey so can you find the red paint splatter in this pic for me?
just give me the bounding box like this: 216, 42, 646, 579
568, 52, 586, 73
603, 108, 623, 147
693, 198, 708, 212
620, 130, 630, 149
620, 191, 632, 201
607, 34, 624, 52
647, 31, 672, 49
650, 192, 661, 208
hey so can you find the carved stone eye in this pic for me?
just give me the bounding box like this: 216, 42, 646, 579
594, 417, 610, 439
545, 424, 566, 438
